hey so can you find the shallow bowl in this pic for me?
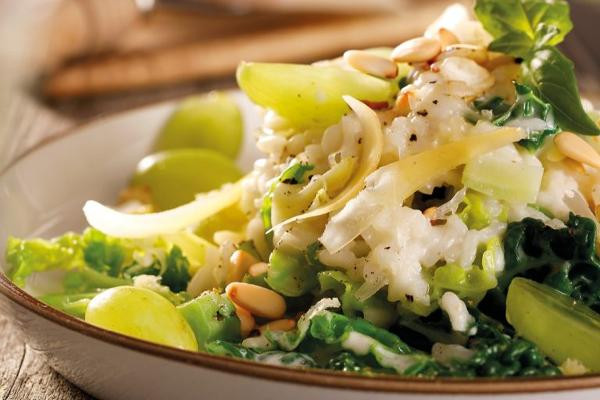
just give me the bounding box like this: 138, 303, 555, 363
1, 93, 599, 400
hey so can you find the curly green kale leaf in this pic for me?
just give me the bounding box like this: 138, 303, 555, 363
205, 340, 317, 368
443, 313, 560, 377
494, 83, 558, 150
501, 214, 600, 312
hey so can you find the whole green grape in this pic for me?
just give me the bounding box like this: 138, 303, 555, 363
237, 62, 396, 130
154, 92, 243, 159
85, 286, 198, 351
131, 148, 242, 210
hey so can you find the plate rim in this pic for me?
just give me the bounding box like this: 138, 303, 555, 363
1, 99, 600, 395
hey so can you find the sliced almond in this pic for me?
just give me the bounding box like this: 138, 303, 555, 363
233, 303, 255, 338
437, 28, 459, 48
554, 132, 600, 169
344, 50, 398, 79
248, 262, 268, 277
226, 249, 258, 284
225, 282, 286, 319
259, 319, 296, 334
391, 37, 441, 63
436, 44, 488, 64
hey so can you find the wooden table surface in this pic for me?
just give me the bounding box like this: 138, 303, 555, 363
1, 2, 599, 397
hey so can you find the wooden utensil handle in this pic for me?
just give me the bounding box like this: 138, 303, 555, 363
43, 0, 143, 70
44, 0, 447, 98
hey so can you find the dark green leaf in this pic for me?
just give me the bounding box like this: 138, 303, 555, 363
500, 214, 600, 312
161, 246, 190, 293
474, 0, 572, 57
492, 83, 558, 150
523, 47, 600, 135
488, 31, 534, 59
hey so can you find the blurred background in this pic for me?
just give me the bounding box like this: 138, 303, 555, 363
0, 0, 598, 169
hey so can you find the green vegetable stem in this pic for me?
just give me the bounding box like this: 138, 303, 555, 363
177, 291, 241, 350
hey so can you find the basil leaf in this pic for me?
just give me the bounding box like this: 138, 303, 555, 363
523, 47, 600, 135
488, 31, 534, 59
523, 0, 572, 46
475, 0, 572, 57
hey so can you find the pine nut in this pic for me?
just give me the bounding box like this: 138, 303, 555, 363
554, 132, 600, 169
248, 262, 268, 277
436, 44, 488, 64
485, 53, 516, 70
225, 282, 286, 319
233, 303, 255, 338
344, 50, 398, 79
423, 207, 437, 220
437, 28, 459, 48
226, 249, 258, 284
394, 92, 412, 116
259, 319, 296, 333
391, 37, 441, 63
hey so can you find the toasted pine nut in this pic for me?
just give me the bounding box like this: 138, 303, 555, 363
554, 132, 600, 169
227, 250, 259, 284
391, 37, 441, 63
563, 158, 586, 174
233, 303, 255, 338
436, 44, 488, 64
248, 262, 269, 277
344, 50, 398, 79
423, 207, 437, 220
485, 52, 516, 70
259, 319, 296, 334
437, 28, 459, 48
394, 92, 412, 116
225, 282, 286, 319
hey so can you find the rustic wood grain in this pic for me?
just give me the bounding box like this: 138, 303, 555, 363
0, 94, 90, 399
0, 315, 92, 400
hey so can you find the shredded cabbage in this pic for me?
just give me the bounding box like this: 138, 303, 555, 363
272, 96, 383, 229
84, 182, 242, 239
321, 127, 525, 253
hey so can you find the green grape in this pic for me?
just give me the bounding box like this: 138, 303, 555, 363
154, 92, 243, 159
131, 148, 242, 210
236, 62, 396, 129
85, 286, 198, 351
506, 278, 600, 372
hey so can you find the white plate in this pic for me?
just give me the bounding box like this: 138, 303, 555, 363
0, 93, 599, 400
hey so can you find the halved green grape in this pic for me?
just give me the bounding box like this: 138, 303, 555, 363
236, 62, 396, 129
506, 278, 600, 372
154, 92, 243, 159
85, 286, 198, 351
131, 148, 242, 210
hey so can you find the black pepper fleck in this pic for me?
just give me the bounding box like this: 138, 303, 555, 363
409, 134, 417, 142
